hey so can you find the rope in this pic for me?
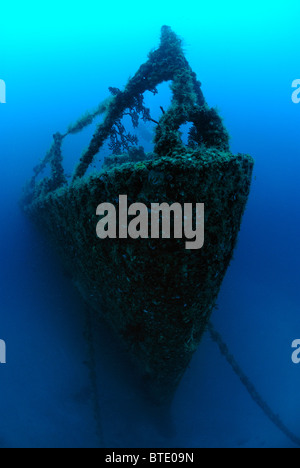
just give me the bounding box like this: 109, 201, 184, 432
29, 98, 111, 190
27, 26, 229, 190
207, 321, 300, 447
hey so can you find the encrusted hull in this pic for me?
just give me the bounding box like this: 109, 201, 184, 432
22, 148, 254, 402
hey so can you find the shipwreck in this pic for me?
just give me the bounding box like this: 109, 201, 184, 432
21, 26, 254, 403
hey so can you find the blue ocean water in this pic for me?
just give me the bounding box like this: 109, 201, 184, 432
0, 0, 300, 448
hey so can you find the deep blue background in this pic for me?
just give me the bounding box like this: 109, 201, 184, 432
0, 0, 299, 448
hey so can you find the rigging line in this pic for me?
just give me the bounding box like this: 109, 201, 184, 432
207, 321, 300, 447
84, 305, 105, 447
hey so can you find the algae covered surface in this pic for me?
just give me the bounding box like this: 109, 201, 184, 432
22, 147, 253, 401
21, 26, 254, 402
